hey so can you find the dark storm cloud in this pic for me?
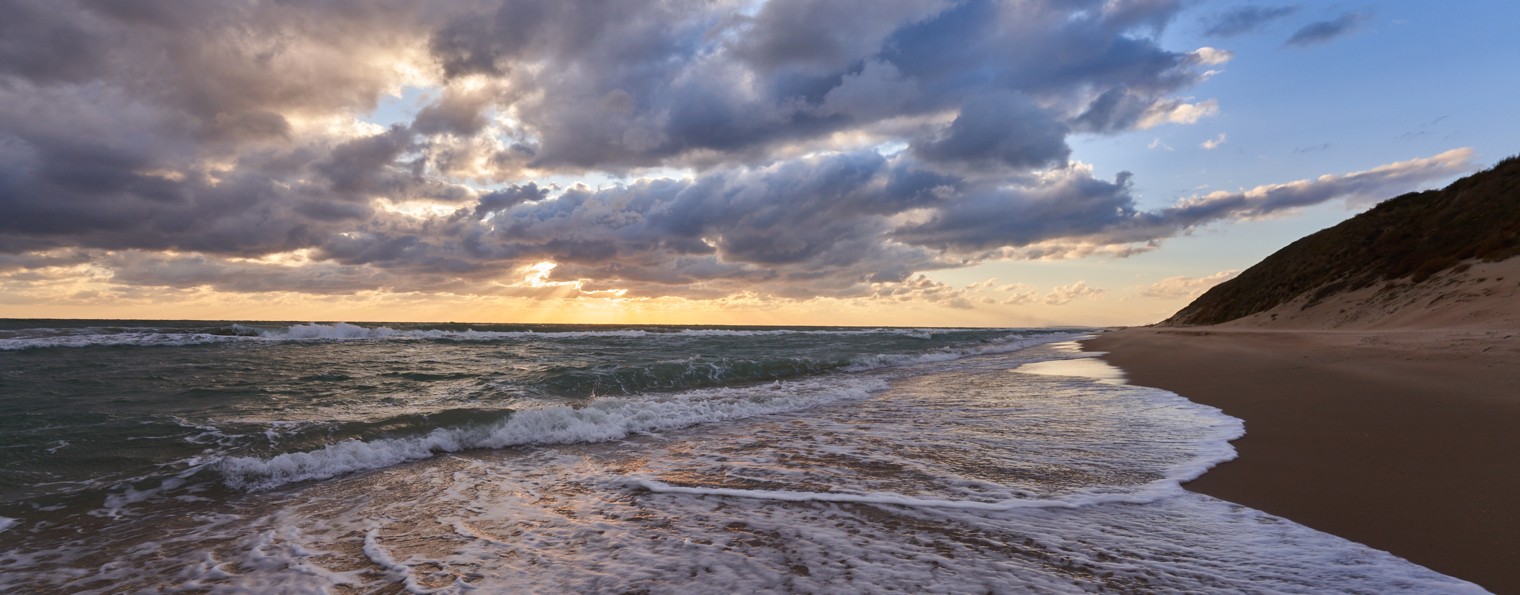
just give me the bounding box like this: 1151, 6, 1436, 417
893, 170, 1139, 252
0, 0, 107, 83
734, 0, 952, 74
1069, 87, 1161, 134
412, 89, 495, 137
0, 0, 1465, 302
422, 0, 1208, 170
475, 183, 550, 217
282, 149, 1465, 299
0, 0, 471, 257
912, 93, 1071, 169
1285, 12, 1367, 47
0, 250, 92, 273
471, 153, 928, 276
895, 149, 1475, 257
318, 125, 418, 194
1201, 5, 1298, 38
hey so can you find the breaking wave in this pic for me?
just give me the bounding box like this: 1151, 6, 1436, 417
0, 321, 1020, 350
218, 377, 888, 491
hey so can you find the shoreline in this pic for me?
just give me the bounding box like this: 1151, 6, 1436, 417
1083, 327, 1520, 594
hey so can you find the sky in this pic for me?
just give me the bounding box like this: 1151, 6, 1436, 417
1, 0, 1517, 327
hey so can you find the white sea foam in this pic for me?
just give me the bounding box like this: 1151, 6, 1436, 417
0, 516, 17, 533
276, 322, 393, 340
96, 471, 214, 519
843, 333, 1066, 371
258, 323, 1004, 342
219, 376, 888, 491
209, 333, 1080, 491
0, 322, 1043, 349
2, 342, 1485, 593
635, 345, 1245, 513
0, 331, 246, 350
632, 478, 1187, 510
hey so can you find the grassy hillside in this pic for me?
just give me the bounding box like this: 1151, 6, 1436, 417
1166, 155, 1520, 326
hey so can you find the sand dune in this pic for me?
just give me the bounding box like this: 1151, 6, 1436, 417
1085, 254, 1520, 592
1219, 256, 1520, 330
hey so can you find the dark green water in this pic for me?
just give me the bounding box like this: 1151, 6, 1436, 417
0, 320, 1059, 517
0, 321, 1483, 593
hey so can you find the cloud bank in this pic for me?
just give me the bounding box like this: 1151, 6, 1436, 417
0, 0, 1470, 309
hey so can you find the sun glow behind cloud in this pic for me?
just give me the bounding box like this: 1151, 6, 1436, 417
0, 0, 1490, 325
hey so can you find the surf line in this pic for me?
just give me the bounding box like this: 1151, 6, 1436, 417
630, 478, 1173, 511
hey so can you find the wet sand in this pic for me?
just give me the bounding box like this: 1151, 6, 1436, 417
1084, 327, 1520, 594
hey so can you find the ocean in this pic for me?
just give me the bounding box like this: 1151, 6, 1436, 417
0, 320, 1483, 593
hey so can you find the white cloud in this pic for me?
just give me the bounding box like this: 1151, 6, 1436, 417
1139, 270, 1239, 299
1190, 47, 1235, 66
869, 275, 976, 309
1138, 99, 1220, 128
1201, 132, 1227, 150
997, 283, 1041, 305
1044, 281, 1104, 306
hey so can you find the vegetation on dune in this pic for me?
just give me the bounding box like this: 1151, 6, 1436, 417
1166, 155, 1520, 326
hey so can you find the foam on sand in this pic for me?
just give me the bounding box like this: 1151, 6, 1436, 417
0, 343, 1484, 593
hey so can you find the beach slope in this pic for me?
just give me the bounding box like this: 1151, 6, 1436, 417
1085, 326, 1520, 593
1086, 157, 1520, 591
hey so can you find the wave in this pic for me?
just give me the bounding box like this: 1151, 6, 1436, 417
207, 332, 1074, 491
259, 323, 1002, 342
0, 322, 1028, 350
631, 385, 1246, 512
217, 376, 888, 491
630, 479, 1159, 510
631, 440, 1242, 513
842, 333, 1060, 370
0, 331, 248, 350
268, 322, 649, 341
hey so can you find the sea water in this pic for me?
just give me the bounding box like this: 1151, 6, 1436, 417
0, 320, 1484, 593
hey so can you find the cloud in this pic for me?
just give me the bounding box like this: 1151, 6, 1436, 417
1201, 133, 1227, 150
1044, 281, 1103, 305
1202, 5, 1299, 38
0, 0, 1219, 250
1149, 148, 1474, 223
869, 274, 975, 309
1189, 47, 1234, 67
911, 92, 1071, 170
0, 1, 1474, 308
893, 148, 1472, 262
1285, 12, 1367, 47
1137, 99, 1220, 129
0, 138, 1475, 304
1148, 138, 1174, 151
997, 283, 1041, 306
1140, 270, 1238, 299
1396, 115, 1449, 141
0, 249, 92, 273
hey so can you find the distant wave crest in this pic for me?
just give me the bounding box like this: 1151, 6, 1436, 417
0, 322, 1006, 350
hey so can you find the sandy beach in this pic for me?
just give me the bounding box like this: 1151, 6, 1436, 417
1084, 327, 1520, 593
